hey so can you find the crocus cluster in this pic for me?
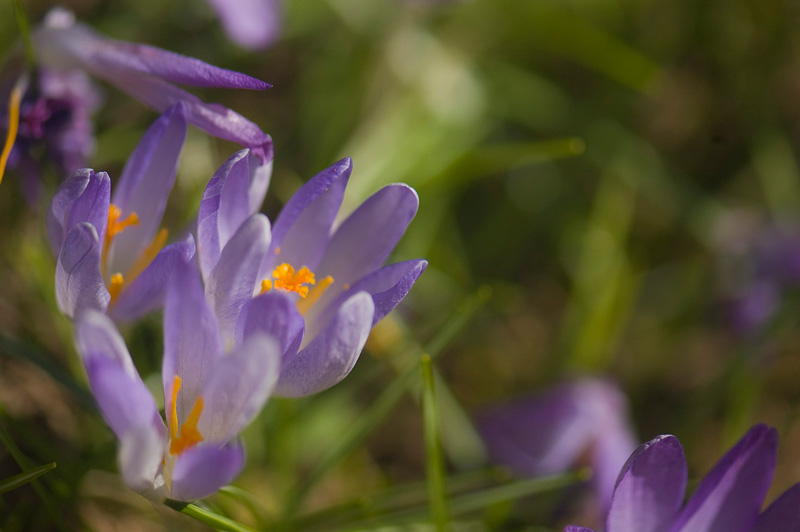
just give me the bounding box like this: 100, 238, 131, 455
50, 101, 424, 498
476, 378, 637, 509
564, 424, 800, 532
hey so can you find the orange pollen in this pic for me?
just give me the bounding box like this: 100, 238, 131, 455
168, 375, 205, 456
261, 263, 316, 297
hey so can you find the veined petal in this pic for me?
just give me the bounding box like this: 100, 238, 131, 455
198, 148, 272, 279
197, 333, 280, 444
163, 252, 224, 428
34, 16, 269, 90
108, 234, 196, 323
206, 0, 282, 50
169, 442, 244, 501
56, 223, 109, 318
235, 290, 305, 365
671, 424, 777, 532
261, 157, 351, 277
753, 484, 800, 532
118, 424, 166, 497
47, 168, 110, 254
316, 184, 419, 291
275, 291, 374, 398
310, 259, 427, 331
108, 104, 187, 276
606, 435, 687, 532
206, 214, 270, 347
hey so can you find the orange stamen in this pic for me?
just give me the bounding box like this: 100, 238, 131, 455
262, 263, 316, 297
297, 275, 334, 315
102, 204, 139, 275
108, 273, 124, 306
0, 81, 23, 187
126, 228, 168, 282
168, 375, 205, 456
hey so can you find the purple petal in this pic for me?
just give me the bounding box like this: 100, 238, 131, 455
312, 259, 427, 329
35, 18, 269, 89
315, 184, 419, 291
564, 528, 596, 532
671, 424, 777, 532
56, 223, 109, 318
753, 484, 800, 532
84, 351, 161, 442
108, 105, 187, 277
235, 290, 305, 365
205, 214, 270, 346
197, 334, 280, 443
260, 158, 351, 278
108, 234, 196, 323
163, 252, 224, 428
75, 310, 137, 377
593, 415, 640, 508
275, 291, 374, 398
99, 68, 269, 147
169, 442, 244, 501
606, 435, 687, 532
118, 424, 166, 497
198, 148, 272, 279
206, 0, 282, 50
476, 384, 598, 477
47, 168, 110, 254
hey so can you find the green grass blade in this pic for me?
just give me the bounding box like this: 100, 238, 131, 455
165, 500, 259, 532
283, 286, 491, 518
0, 462, 56, 494
12, 0, 36, 67
421, 354, 449, 531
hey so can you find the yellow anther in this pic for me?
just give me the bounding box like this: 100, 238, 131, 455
168, 375, 205, 456
264, 263, 316, 297
102, 204, 139, 274
126, 228, 168, 283
297, 275, 334, 315
260, 278, 274, 295
108, 273, 124, 306
0, 82, 23, 188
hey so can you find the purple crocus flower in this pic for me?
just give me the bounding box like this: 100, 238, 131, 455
0, 67, 100, 201
30, 8, 271, 149
196, 154, 426, 397
47, 103, 201, 321
74, 257, 280, 501
205, 0, 282, 50
476, 378, 637, 509
564, 424, 800, 532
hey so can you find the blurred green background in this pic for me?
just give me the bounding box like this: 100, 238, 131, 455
2, 0, 800, 530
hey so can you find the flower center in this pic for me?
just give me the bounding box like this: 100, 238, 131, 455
102, 204, 169, 306
260, 262, 334, 314
168, 375, 204, 456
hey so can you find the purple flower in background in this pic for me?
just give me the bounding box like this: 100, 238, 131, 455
206, 0, 282, 50
565, 424, 800, 532
31, 8, 271, 149
476, 378, 637, 509
0, 67, 100, 200
75, 274, 280, 501
47, 103, 199, 321
196, 155, 426, 397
